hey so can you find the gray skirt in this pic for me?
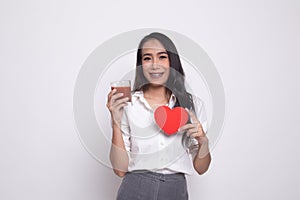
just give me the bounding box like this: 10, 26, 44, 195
116, 171, 188, 200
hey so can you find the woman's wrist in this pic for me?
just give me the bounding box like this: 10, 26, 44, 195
197, 136, 210, 159
197, 135, 209, 145
111, 115, 121, 128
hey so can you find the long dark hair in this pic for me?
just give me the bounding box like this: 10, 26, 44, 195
133, 32, 195, 111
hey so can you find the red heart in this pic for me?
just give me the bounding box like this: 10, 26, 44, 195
154, 106, 189, 135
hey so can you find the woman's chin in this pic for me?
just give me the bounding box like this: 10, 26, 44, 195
148, 82, 165, 87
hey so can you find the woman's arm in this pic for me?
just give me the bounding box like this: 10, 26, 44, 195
110, 124, 129, 177
192, 136, 211, 175
179, 110, 211, 175
107, 89, 130, 177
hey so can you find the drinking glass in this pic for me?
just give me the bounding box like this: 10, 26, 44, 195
181, 131, 199, 154
110, 80, 132, 102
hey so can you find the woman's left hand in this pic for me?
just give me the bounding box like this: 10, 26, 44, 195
178, 109, 208, 146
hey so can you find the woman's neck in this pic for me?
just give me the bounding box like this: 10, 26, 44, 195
143, 85, 170, 102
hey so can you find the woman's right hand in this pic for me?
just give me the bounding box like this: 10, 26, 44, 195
106, 89, 129, 127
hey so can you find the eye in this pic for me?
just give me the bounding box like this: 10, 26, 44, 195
159, 55, 168, 59
143, 57, 151, 61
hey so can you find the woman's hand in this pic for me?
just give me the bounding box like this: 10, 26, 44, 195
106, 89, 129, 127
179, 109, 211, 174
178, 109, 208, 146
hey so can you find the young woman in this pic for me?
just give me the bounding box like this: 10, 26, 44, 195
106, 32, 211, 200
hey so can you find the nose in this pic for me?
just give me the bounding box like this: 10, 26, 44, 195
151, 63, 159, 69
151, 57, 160, 69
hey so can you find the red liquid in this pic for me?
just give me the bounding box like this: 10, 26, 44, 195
111, 86, 132, 102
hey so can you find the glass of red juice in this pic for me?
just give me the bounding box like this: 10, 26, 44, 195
110, 80, 132, 102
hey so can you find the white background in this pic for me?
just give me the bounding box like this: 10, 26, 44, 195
1, 0, 299, 199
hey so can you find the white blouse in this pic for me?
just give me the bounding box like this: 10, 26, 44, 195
120, 91, 208, 175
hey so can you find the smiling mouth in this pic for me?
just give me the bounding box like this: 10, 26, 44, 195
149, 72, 164, 78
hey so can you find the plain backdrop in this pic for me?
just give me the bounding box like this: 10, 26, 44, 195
1, 0, 299, 199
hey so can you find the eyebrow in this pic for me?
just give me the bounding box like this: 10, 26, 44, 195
142, 51, 168, 57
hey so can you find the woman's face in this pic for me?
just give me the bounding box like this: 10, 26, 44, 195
141, 39, 170, 86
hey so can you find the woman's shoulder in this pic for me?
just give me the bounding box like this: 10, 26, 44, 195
188, 93, 206, 117
188, 92, 205, 107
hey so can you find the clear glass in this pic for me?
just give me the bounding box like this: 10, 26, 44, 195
181, 131, 199, 154
110, 80, 132, 102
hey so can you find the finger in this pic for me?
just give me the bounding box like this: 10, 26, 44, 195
108, 89, 117, 99
113, 97, 129, 107
178, 123, 195, 132
107, 95, 126, 110
191, 126, 206, 137
190, 133, 198, 138
196, 123, 203, 133
109, 100, 128, 113
110, 93, 124, 103
107, 89, 119, 105
185, 108, 199, 124
190, 132, 203, 139
115, 102, 128, 111
186, 127, 198, 136
178, 122, 199, 131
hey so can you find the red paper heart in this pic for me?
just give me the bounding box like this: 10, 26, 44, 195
154, 106, 189, 135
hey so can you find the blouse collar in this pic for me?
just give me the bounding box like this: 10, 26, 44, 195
132, 91, 177, 109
